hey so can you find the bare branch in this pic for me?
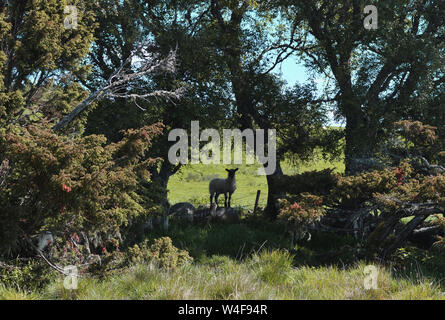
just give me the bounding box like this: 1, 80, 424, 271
53, 43, 184, 132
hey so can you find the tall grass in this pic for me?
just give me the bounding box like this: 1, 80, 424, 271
5, 250, 443, 300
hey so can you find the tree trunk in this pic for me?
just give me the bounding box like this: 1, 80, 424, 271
343, 105, 377, 175
149, 161, 175, 209
264, 160, 284, 219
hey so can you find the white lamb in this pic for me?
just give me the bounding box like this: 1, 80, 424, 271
209, 168, 238, 207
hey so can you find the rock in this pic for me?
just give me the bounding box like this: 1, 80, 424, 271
212, 206, 240, 224
193, 205, 212, 223
169, 202, 195, 222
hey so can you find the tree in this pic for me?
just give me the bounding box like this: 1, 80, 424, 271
276, 0, 445, 173
81, 0, 231, 205
0, 0, 95, 129
0, 1, 180, 262
205, 0, 341, 217
0, 122, 164, 257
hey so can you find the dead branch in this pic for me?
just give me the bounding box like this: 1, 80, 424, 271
21, 231, 70, 276
53, 43, 185, 132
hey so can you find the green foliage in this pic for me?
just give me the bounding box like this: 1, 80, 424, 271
0, 259, 57, 292
391, 246, 445, 282
8, 253, 445, 300
332, 164, 408, 210
280, 1, 444, 166
277, 195, 324, 236
0, 284, 39, 300
276, 169, 338, 196
127, 237, 192, 270
0, 0, 96, 128
188, 195, 210, 208
250, 250, 294, 285
0, 123, 164, 256
378, 120, 444, 165
141, 214, 289, 260
374, 165, 445, 212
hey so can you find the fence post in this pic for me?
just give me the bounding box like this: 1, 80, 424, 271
254, 190, 261, 214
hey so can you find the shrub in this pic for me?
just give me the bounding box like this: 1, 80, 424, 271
277, 194, 324, 239
392, 120, 440, 161
0, 259, 56, 292
331, 161, 412, 210
275, 169, 338, 196
127, 237, 192, 269
0, 123, 164, 257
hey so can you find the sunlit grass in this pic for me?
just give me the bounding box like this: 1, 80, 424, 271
9, 251, 442, 300
168, 149, 344, 209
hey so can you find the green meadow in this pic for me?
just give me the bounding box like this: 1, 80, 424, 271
168, 150, 345, 208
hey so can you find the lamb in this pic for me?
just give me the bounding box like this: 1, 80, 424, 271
209, 168, 238, 207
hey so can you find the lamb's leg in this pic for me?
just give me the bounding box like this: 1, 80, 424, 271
210, 193, 213, 206
228, 192, 232, 207
224, 193, 228, 207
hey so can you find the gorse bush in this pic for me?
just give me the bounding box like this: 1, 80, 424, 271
0, 123, 164, 257
331, 161, 412, 210
391, 121, 441, 161
274, 121, 445, 257
127, 237, 192, 269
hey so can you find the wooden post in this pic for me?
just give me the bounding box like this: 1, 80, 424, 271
254, 190, 261, 214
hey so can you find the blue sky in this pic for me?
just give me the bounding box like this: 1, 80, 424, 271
277, 56, 309, 87
276, 56, 344, 127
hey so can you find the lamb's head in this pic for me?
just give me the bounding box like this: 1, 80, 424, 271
225, 168, 238, 179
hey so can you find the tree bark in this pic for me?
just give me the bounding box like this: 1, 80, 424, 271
149, 161, 180, 209
264, 160, 284, 219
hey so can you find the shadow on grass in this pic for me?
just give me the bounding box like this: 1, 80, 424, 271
137, 212, 358, 267
132, 212, 445, 290
140, 215, 289, 261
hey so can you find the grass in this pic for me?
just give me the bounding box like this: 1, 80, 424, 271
2, 214, 444, 300
3, 148, 443, 300
0, 284, 39, 300
168, 149, 345, 209
4, 250, 443, 300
